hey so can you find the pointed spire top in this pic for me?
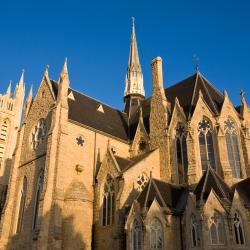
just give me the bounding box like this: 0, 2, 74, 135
60, 57, 69, 80
28, 84, 33, 98
19, 69, 24, 86
6, 80, 12, 95
240, 89, 245, 103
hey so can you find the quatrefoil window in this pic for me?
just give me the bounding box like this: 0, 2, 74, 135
30, 119, 47, 150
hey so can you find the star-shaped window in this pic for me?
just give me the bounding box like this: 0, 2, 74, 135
76, 136, 85, 146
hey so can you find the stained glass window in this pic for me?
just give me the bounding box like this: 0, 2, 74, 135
102, 175, 115, 226
175, 123, 188, 183
33, 173, 44, 230
16, 176, 27, 233
198, 118, 216, 173
233, 213, 245, 245
132, 219, 143, 250
150, 218, 163, 250
224, 119, 242, 178
210, 211, 226, 245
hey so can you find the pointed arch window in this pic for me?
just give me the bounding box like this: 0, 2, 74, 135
198, 118, 216, 173
175, 123, 188, 183
191, 214, 200, 247
210, 211, 226, 245
16, 176, 27, 233
132, 219, 143, 250
224, 119, 242, 178
102, 175, 115, 226
233, 212, 245, 245
33, 173, 44, 230
150, 218, 163, 250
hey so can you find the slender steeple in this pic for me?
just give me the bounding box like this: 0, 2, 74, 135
124, 18, 145, 119
6, 80, 12, 96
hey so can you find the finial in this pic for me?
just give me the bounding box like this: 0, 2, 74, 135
193, 54, 200, 72
240, 89, 245, 101
6, 80, 12, 95
19, 69, 24, 85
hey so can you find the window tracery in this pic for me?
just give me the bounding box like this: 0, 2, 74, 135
30, 119, 47, 150
102, 175, 115, 226
209, 211, 226, 245
150, 218, 163, 250
191, 215, 200, 247
198, 118, 216, 173
135, 173, 149, 191
233, 212, 245, 245
175, 123, 188, 183
224, 119, 242, 178
132, 219, 143, 250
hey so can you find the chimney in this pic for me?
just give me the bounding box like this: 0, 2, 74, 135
151, 56, 163, 91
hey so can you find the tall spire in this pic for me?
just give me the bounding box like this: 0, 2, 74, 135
124, 17, 145, 98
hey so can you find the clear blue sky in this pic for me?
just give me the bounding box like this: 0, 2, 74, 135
0, 0, 249, 110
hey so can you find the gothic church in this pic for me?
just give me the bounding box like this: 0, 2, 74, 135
0, 20, 249, 250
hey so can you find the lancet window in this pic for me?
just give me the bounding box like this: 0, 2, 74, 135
132, 219, 143, 250
102, 175, 115, 226
191, 214, 200, 247
198, 118, 216, 172
33, 173, 44, 230
210, 211, 226, 245
175, 123, 188, 183
150, 218, 163, 250
16, 176, 27, 233
224, 119, 242, 178
233, 213, 245, 245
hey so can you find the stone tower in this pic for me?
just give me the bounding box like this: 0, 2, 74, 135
124, 18, 145, 121
0, 71, 25, 186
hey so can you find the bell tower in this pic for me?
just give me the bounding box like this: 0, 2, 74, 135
124, 18, 145, 120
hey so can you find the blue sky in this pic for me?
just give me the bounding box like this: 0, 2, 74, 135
0, 0, 249, 110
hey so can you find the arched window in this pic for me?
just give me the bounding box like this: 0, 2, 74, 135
0, 120, 9, 161
191, 214, 200, 247
198, 118, 216, 173
150, 218, 163, 250
224, 119, 242, 178
102, 175, 115, 226
210, 211, 226, 245
132, 219, 143, 250
175, 123, 188, 183
33, 173, 44, 230
233, 212, 245, 245
16, 176, 27, 233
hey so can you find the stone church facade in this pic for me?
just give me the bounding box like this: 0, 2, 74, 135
0, 20, 249, 250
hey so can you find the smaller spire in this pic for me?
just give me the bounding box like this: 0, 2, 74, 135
240, 89, 245, 103
6, 80, 12, 96
44, 64, 50, 79
24, 84, 33, 118
19, 69, 25, 86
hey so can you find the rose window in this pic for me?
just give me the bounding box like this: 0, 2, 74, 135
136, 173, 149, 191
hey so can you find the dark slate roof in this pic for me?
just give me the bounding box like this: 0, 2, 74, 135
68, 89, 129, 141
115, 150, 155, 172
50, 72, 227, 141
193, 166, 233, 202
233, 178, 250, 208
129, 72, 225, 139
137, 178, 188, 215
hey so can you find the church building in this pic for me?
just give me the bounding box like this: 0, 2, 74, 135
0, 19, 249, 250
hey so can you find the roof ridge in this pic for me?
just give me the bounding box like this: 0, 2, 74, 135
199, 73, 224, 99
188, 73, 199, 120
198, 74, 219, 115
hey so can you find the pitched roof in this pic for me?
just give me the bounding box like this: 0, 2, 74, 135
114, 150, 155, 172
128, 72, 225, 139
233, 178, 250, 208
137, 178, 187, 215
193, 166, 233, 202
